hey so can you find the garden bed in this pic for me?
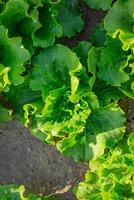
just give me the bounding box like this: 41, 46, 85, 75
0, 0, 134, 199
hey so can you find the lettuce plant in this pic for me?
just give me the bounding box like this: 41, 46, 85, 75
0, 0, 133, 199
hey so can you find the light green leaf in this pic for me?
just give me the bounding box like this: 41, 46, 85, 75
104, 0, 134, 50
75, 144, 134, 200
55, 102, 125, 161
36, 89, 90, 144
23, 98, 44, 127
0, 64, 11, 92
0, 104, 12, 123
85, 103, 125, 160
0, 184, 26, 200
128, 132, 134, 153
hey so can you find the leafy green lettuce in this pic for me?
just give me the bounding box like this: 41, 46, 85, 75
75, 133, 134, 200
104, 0, 134, 50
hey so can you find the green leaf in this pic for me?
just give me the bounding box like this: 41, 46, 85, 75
97, 37, 129, 87
23, 85, 92, 160
0, 0, 62, 49
0, 0, 29, 32
7, 79, 43, 126
0, 104, 12, 123
0, 184, 25, 200
85, 103, 125, 160
0, 0, 40, 38
0, 64, 11, 92
30, 44, 82, 97
33, 2, 62, 47
94, 79, 124, 106
104, 0, 134, 50
36, 88, 91, 144
0, 25, 30, 85
25, 0, 42, 20
56, 106, 90, 153
87, 47, 99, 90
23, 98, 44, 127
44, 102, 125, 161
73, 41, 92, 68
57, 0, 84, 37
119, 76, 134, 99
75, 142, 134, 200
128, 132, 134, 153
90, 23, 106, 47
84, 0, 113, 10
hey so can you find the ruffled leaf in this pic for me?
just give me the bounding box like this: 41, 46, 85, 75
0, 0, 40, 38
32, 2, 62, 47
75, 142, 134, 200
0, 25, 30, 85
84, 103, 125, 160
57, 0, 84, 37
97, 37, 129, 87
104, 0, 134, 50
0, 64, 11, 92
30, 44, 82, 97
